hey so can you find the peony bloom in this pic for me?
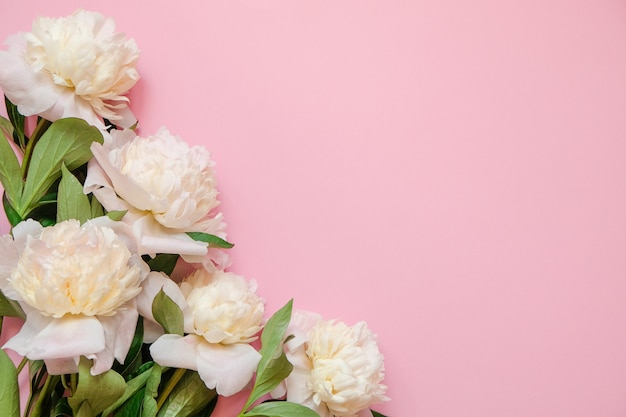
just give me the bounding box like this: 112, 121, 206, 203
0, 9, 140, 129
142, 269, 264, 396
280, 311, 388, 417
0, 218, 149, 375
84, 127, 229, 269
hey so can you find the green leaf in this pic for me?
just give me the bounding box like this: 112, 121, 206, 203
114, 388, 145, 417
57, 163, 91, 224
102, 363, 155, 416
371, 410, 388, 417
152, 289, 184, 336
156, 372, 217, 417
0, 290, 25, 319
0, 117, 22, 208
74, 401, 93, 417
2, 193, 22, 227
68, 357, 127, 416
4, 96, 25, 149
52, 397, 72, 417
115, 317, 144, 377
90, 196, 104, 218
0, 348, 20, 417
18, 117, 103, 218
106, 210, 127, 221
186, 232, 234, 248
147, 253, 180, 275
242, 299, 294, 411
142, 364, 162, 417
242, 401, 319, 417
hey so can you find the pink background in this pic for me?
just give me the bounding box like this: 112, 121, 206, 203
2, 1, 626, 416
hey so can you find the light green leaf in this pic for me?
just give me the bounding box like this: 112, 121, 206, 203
0, 290, 25, 319
152, 289, 184, 336
75, 401, 93, 417
68, 357, 127, 416
242, 299, 294, 411
90, 196, 104, 219
57, 163, 91, 224
0, 348, 20, 417
106, 210, 127, 221
0, 118, 23, 207
243, 401, 320, 417
186, 232, 234, 248
18, 117, 103, 218
156, 372, 216, 417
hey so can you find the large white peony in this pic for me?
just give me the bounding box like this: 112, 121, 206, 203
84, 127, 229, 269
0, 218, 149, 375
279, 311, 388, 417
140, 269, 264, 396
0, 9, 140, 129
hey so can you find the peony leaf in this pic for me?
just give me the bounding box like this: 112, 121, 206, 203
0, 117, 23, 208
90, 196, 104, 218
2, 193, 22, 227
371, 410, 389, 417
155, 371, 216, 417
242, 401, 319, 417
0, 290, 25, 319
242, 299, 294, 411
101, 362, 154, 416
112, 388, 145, 417
146, 253, 180, 275
152, 289, 184, 336
141, 363, 162, 417
106, 210, 127, 221
4, 96, 25, 149
18, 117, 103, 218
57, 163, 92, 224
186, 232, 234, 248
115, 317, 144, 377
0, 348, 20, 417
68, 357, 127, 416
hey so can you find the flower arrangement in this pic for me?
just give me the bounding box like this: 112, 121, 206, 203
0, 9, 389, 417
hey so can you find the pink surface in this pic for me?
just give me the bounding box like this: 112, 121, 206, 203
2, 1, 626, 416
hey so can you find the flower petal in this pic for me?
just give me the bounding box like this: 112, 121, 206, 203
149, 334, 200, 371
195, 342, 261, 396
99, 304, 138, 363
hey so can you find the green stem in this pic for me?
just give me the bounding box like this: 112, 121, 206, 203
156, 368, 187, 411
29, 374, 59, 417
16, 357, 28, 374
21, 117, 51, 179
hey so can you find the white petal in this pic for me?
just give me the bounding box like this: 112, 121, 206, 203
136, 272, 188, 324
150, 334, 200, 371
100, 304, 138, 363
44, 357, 79, 375
195, 342, 261, 396
4, 313, 105, 361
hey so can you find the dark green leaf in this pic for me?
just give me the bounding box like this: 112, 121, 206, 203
4, 96, 25, 149
186, 232, 234, 249
18, 117, 103, 218
147, 253, 180, 275
371, 410, 388, 417
113, 387, 145, 417
52, 397, 72, 417
0, 348, 20, 417
68, 357, 126, 416
102, 363, 155, 416
0, 290, 25, 319
243, 299, 294, 411
242, 401, 319, 417
152, 289, 184, 336
116, 317, 144, 377
0, 117, 22, 207
57, 163, 91, 224
2, 193, 22, 227
156, 372, 217, 417
106, 210, 127, 221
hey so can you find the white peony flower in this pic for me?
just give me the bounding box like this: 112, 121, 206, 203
0, 218, 149, 375
143, 269, 264, 396
84, 127, 229, 269
281, 311, 388, 417
0, 9, 140, 129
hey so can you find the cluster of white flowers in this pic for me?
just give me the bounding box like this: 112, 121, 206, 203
0, 9, 388, 417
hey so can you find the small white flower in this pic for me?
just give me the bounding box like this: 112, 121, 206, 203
0, 9, 140, 129
144, 269, 264, 396
282, 311, 388, 417
0, 218, 149, 375
84, 127, 229, 269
